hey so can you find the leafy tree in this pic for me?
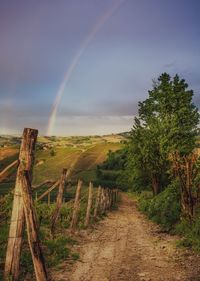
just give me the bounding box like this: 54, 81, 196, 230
126, 73, 199, 195
138, 73, 199, 155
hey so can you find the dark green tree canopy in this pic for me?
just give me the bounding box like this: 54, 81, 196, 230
138, 73, 199, 155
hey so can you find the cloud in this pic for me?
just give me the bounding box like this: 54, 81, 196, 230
52, 115, 134, 136
164, 61, 177, 68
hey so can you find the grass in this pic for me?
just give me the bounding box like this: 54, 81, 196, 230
0, 134, 123, 279
0, 184, 114, 280
127, 187, 200, 252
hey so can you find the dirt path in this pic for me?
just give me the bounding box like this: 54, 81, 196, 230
52, 194, 200, 281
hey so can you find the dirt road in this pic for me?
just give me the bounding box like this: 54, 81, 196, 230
52, 194, 200, 281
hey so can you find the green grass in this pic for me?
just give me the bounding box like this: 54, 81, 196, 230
33, 147, 82, 184
0, 185, 108, 279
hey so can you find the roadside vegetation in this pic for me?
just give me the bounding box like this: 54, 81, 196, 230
100, 73, 200, 250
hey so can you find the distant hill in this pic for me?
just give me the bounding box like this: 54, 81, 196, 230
0, 134, 126, 196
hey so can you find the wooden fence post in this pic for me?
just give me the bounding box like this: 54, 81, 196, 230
84, 182, 93, 227
100, 188, 106, 215
112, 189, 115, 206
22, 171, 48, 281
51, 168, 67, 235
116, 188, 119, 202
4, 128, 38, 281
94, 186, 101, 219
70, 180, 82, 231
108, 189, 112, 209
105, 188, 110, 210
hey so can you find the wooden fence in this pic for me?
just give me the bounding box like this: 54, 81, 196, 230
2, 128, 119, 281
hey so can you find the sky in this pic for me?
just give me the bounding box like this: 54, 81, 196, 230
0, 0, 199, 136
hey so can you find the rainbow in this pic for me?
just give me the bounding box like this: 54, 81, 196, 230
46, 0, 125, 136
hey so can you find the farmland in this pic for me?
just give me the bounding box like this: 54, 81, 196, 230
0, 134, 124, 197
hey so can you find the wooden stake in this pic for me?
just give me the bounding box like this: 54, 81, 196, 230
37, 179, 60, 201
0, 159, 19, 182
70, 180, 82, 231
105, 188, 110, 210
4, 128, 38, 281
32, 180, 55, 189
100, 188, 106, 215
22, 171, 48, 281
84, 182, 93, 227
94, 186, 101, 218
51, 168, 67, 235
108, 189, 112, 209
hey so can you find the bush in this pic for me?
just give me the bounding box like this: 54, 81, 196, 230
139, 181, 181, 230
176, 210, 200, 251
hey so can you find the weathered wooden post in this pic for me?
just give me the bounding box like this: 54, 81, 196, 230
110, 189, 113, 207
84, 182, 93, 227
100, 188, 106, 215
105, 188, 110, 210
94, 186, 101, 219
108, 189, 112, 209
0, 159, 19, 183
4, 128, 38, 281
116, 188, 119, 203
112, 189, 116, 206
70, 180, 82, 231
100, 188, 105, 214
51, 168, 67, 235
113, 189, 118, 205
22, 171, 48, 281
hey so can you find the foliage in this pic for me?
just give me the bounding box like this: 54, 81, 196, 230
99, 149, 127, 170
96, 148, 128, 189
121, 73, 199, 195
176, 211, 200, 251
50, 149, 56, 157
44, 236, 70, 267
138, 181, 181, 230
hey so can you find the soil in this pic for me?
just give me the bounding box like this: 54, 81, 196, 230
51, 194, 200, 281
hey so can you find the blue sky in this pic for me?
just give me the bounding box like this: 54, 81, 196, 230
0, 0, 199, 135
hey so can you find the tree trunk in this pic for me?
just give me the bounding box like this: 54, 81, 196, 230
70, 180, 82, 231
51, 168, 67, 236
84, 182, 93, 227
4, 128, 38, 281
22, 171, 48, 281
151, 174, 161, 195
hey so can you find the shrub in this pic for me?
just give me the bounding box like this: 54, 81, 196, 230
139, 181, 181, 230
176, 210, 200, 251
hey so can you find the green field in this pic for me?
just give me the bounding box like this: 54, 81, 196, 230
0, 134, 124, 197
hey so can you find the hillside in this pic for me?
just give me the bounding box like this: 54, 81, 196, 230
0, 134, 125, 196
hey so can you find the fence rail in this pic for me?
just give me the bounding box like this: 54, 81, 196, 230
0, 128, 120, 281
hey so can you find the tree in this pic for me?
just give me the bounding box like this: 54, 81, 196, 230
138, 73, 199, 155
127, 73, 199, 195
